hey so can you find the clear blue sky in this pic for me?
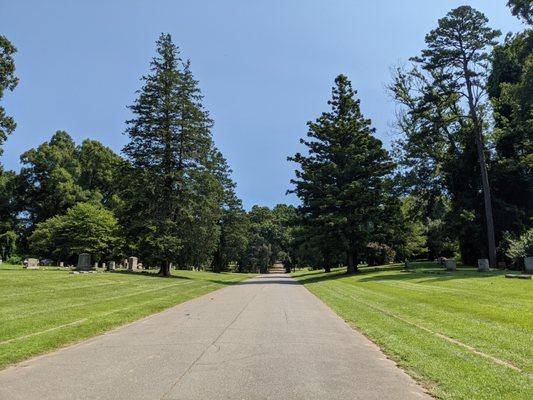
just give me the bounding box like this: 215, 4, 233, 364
1, 0, 524, 209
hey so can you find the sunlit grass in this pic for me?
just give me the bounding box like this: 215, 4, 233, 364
0, 264, 252, 369
293, 263, 533, 400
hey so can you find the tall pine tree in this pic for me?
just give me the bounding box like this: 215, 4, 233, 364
123, 34, 226, 276
412, 6, 501, 266
289, 75, 396, 274
0, 35, 18, 156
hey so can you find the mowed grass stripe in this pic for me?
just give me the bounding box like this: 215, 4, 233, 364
1, 282, 223, 346
0, 265, 252, 369
371, 272, 532, 309
321, 284, 530, 400
294, 266, 533, 400
334, 278, 532, 343
0, 280, 134, 302
0, 279, 197, 322
324, 282, 522, 372
331, 273, 532, 369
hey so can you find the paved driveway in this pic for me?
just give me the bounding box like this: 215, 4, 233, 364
0, 274, 431, 399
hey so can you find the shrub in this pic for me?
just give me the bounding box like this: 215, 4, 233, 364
29, 202, 121, 261
504, 229, 533, 268
6, 254, 22, 265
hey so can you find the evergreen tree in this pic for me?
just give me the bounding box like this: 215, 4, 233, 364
289, 75, 396, 274
393, 6, 501, 266
122, 33, 225, 276
0, 35, 18, 156
488, 18, 532, 243
413, 6, 501, 266
507, 0, 533, 24
211, 152, 249, 272
0, 170, 18, 259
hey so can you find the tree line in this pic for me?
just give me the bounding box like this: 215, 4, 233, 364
0, 2, 531, 274
289, 3, 531, 272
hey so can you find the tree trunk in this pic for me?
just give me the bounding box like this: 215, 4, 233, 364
212, 249, 222, 273
324, 265, 331, 273
475, 133, 497, 267
463, 64, 497, 268
347, 252, 355, 274
158, 261, 171, 277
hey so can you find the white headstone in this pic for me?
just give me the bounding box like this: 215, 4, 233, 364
59, 261, 64, 267
477, 259, 489, 272
107, 261, 116, 271
26, 258, 39, 269
128, 257, 138, 271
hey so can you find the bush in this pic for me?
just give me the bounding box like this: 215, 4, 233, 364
365, 242, 396, 266
6, 255, 22, 265
504, 229, 533, 268
28, 202, 121, 261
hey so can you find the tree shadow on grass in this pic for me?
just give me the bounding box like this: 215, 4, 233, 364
357, 269, 508, 284
294, 264, 508, 285
111, 270, 193, 280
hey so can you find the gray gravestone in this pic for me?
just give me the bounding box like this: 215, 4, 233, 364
524, 257, 533, 274
59, 261, 64, 267
26, 258, 39, 269
101, 262, 106, 270
76, 253, 93, 271
477, 259, 489, 272
444, 259, 456, 271
107, 261, 116, 271
128, 256, 138, 271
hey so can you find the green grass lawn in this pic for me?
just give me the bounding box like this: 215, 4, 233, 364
0, 264, 252, 370
293, 263, 533, 400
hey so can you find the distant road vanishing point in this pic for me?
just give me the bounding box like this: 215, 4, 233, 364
0, 273, 431, 400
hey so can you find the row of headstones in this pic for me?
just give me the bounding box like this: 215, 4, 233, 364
23, 254, 143, 271
437, 257, 533, 273
75, 253, 142, 272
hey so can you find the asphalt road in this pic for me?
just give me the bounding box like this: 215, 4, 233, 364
0, 273, 431, 399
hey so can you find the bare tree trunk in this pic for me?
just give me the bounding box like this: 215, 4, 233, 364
346, 252, 356, 274
475, 133, 497, 267
463, 65, 497, 268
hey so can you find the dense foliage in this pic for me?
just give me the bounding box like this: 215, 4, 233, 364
29, 202, 120, 263
289, 75, 400, 273
387, 5, 531, 268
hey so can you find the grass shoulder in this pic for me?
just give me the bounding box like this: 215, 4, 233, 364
0, 264, 253, 369
293, 262, 532, 400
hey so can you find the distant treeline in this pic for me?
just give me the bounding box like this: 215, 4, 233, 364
0, 2, 531, 274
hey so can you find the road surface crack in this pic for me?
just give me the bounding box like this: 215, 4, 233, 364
160, 286, 264, 399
